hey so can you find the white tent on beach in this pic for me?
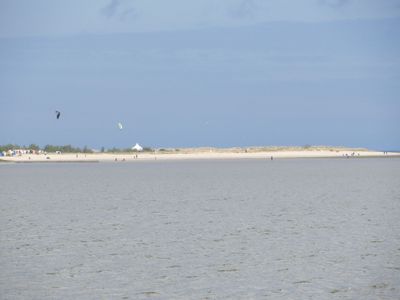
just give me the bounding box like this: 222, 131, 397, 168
132, 143, 143, 152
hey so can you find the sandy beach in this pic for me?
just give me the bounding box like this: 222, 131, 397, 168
1, 148, 399, 163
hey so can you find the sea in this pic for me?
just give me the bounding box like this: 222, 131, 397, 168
1, 158, 399, 299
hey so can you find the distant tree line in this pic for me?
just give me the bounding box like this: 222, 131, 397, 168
43, 145, 93, 153
0, 144, 153, 153
0, 144, 41, 152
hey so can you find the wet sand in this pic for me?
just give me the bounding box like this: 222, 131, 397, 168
1, 159, 399, 299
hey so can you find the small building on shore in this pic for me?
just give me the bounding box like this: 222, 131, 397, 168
132, 143, 143, 152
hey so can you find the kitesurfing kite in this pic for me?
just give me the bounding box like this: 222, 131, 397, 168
118, 122, 123, 130
55, 111, 61, 119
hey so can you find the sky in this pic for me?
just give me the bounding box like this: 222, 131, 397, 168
0, 0, 399, 150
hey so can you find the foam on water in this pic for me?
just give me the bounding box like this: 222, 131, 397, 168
1, 159, 399, 299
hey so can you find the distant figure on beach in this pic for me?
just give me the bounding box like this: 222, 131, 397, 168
55, 110, 61, 119
270, 156, 273, 160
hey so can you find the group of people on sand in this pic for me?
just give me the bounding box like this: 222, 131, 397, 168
343, 152, 360, 158
114, 154, 139, 162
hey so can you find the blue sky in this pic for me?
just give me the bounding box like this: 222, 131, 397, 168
0, 0, 399, 149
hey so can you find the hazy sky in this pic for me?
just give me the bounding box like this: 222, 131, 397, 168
1, 0, 399, 149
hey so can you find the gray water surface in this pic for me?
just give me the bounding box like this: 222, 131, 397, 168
1, 159, 400, 299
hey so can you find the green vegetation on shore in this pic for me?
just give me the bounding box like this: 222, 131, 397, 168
0, 144, 153, 153
0, 144, 93, 153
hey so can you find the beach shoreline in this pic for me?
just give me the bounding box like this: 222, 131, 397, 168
1, 148, 399, 163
